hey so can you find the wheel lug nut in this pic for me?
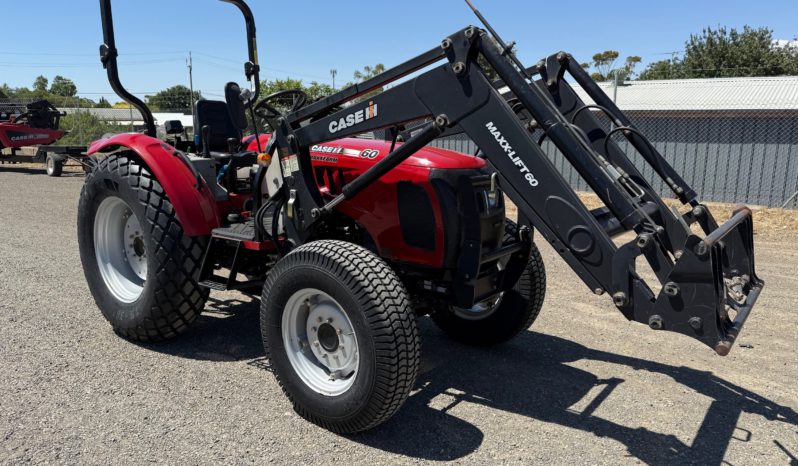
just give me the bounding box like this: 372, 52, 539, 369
312, 327, 317, 332
313, 341, 320, 346
326, 318, 333, 324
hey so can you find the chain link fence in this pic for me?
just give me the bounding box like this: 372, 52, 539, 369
430, 76, 798, 209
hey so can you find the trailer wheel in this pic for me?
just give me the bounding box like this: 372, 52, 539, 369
261, 240, 420, 433
77, 153, 209, 341
432, 220, 546, 346
46, 154, 63, 177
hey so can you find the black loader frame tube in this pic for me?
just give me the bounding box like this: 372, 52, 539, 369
268, 26, 763, 355
98, 0, 156, 137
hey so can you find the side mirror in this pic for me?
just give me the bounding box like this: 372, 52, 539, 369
225, 82, 249, 132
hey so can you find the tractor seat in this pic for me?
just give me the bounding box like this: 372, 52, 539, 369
195, 99, 241, 152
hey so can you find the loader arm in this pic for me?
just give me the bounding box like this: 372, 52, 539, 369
269, 27, 763, 355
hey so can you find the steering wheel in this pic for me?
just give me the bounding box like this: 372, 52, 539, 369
254, 90, 309, 122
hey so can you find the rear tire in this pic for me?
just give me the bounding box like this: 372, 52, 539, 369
77, 153, 209, 341
431, 220, 546, 346
261, 240, 420, 433
46, 154, 63, 177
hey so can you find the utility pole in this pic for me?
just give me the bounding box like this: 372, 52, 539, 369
666, 51, 680, 79
187, 51, 197, 145
330, 69, 337, 90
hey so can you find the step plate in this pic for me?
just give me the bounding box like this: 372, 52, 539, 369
212, 220, 256, 241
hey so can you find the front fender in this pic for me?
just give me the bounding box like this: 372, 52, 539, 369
88, 133, 220, 236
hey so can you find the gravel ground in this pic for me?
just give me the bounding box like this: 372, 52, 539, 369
1, 167, 796, 465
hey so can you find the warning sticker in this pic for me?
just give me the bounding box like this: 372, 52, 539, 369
281, 156, 294, 177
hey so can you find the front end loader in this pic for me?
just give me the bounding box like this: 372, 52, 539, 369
78, 0, 763, 433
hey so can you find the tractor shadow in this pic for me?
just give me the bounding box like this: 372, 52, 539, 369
140, 298, 798, 464
139, 295, 264, 362
356, 320, 798, 464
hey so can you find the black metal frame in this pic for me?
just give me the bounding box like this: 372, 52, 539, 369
98, 0, 260, 137
269, 26, 763, 355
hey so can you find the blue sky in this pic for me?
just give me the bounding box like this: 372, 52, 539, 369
1, 0, 797, 103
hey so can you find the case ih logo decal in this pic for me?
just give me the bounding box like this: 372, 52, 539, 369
328, 101, 378, 134
485, 122, 539, 187
8, 132, 51, 142
311, 145, 344, 154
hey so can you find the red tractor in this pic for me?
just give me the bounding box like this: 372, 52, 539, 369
79, 0, 763, 433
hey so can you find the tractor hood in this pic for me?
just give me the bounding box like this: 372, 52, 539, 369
247, 134, 485, 170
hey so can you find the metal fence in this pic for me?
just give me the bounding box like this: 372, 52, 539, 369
430, 76, 798, 209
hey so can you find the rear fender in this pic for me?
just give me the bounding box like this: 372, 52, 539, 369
88, 133, 220, 236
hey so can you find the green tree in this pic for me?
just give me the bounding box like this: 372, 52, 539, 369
351, 63, 387, 102
304, 81, 335, 101
353, 64, 386, 81
33, 75, 49, 93
586, 52, 642, 82
591, 50, 620, 81
682, 26, 797, 77
145, 85, 200, 112
638, 59, 686, 80
260, 77, 304, 96
96, 97, 112, 109
610, 55, 642, 81
639, 25, 798, 80
58, 111, 120, 146
49, 76, 77, 97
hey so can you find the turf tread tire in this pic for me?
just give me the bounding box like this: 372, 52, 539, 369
77, 153, 209, 342
261, 240, 420, 434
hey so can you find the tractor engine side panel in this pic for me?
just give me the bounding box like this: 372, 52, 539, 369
315, 156, 447, 267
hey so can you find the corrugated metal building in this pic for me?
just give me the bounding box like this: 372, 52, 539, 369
435, 76, 798, 208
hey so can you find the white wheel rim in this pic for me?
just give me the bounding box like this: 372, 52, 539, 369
46, 157, 54, 173
94, 197, 147, 303
282, 288, 359, 396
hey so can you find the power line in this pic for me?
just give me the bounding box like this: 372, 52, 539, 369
192, 51, 333, 82
0, 50, 189, 57
0, 58, 185, 68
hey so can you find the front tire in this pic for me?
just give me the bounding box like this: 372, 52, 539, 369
77, 153, 209, 341
431, 220, 546, 346
261, 240, 420, 433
